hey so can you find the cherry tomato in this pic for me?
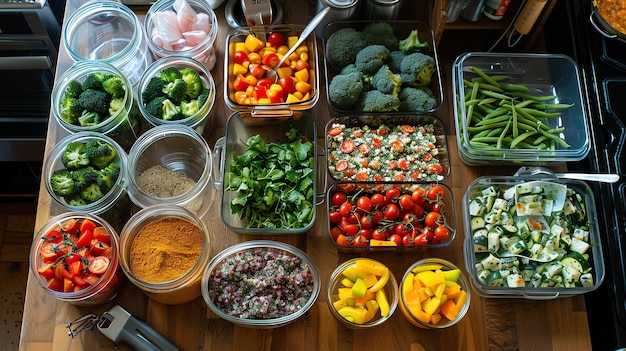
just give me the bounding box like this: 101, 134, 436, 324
353, 235, 369, 246
295, 59, 309, 71
413, 233, 429, 246
371, 210, 384, 224
267, 32, 286, 48
329, 211, 341, 223
359, 228, 373, 240
411, 204, 425, 219
422, 227, 435, 241
43, 229, 63, 243
383, 203, 401, 221
389, 234, 402, 246
426, 185, 444, 201
395, 223, 413, 237
401, 235, 415, 246
411, 188, 426, 205
336, 234, 351, 246
428, 164, 444, 175
398, 194, 414, 210
233, 50, 249, 65
61, 218, 80, 234
372, 228, 389, 241
331, 192, 347, 206
356, 196, 373, 212
342, 223, 360, 236
278, 77, 296, 94
370, 193, 386, 208
430, 202, 442, 213
233, 74, 251, 91
434, 225, 451, 242
89, 256, 110, 275
261, 52, 281, 68
330, 226, 342, 241
385, 187, 401, 202
339, 202, 353, 217
425, 211, 441, 228
336, 183, 356, 193
359, 215, 373, 229
92, 226, 111, 244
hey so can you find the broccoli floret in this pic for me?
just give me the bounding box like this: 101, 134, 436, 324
102, 75, 126, 99
146, 96, 167, 118
355, 90, 400, 112
71, 166, 99, 190
197, 92, 209, 108
325, 28, 368, 71
82, 72, 107, 90
400, 52, 436, 87
66, 195, 87, 207
162, 98, 183, 120
180, 99, 200, 118
387, 50, 407, 74
62, 141, 90, 170
64, 80, 83, 99
109, 97, 125, 117
180, 67, 204, 99
355, 45, 390, 75
371, 64, 402, 96
79, 89, 112, 116
328, 72, 365, 110
339, 64, 360, 75
142, 76, 167, 103
361, 22, 399, 51
399, 29, 429, 53
398, 86, 437, 112
156, 66, 183, 83
162, 78, 187, 103
77, 110, 100, 127
85, 138, 118, 169
60, 96, 82, 125
80, 183, 105, 203
50, 169, 76, 197
96, 162, 121, 191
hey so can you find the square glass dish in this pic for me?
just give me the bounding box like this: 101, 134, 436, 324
327, 182, 456, 251
462, 168, 604, 299
322, 20, 443, 115
213, 111, 317, 234
325, 115, 449, 183
452, 52, 590, 166
223, 24, 319, 116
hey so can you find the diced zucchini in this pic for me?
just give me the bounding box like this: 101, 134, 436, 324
570, 237, 590, 254
485, 271, 503, 286
485, 210, 502, 224
562, 266, 581, 285
487, 231, 500, 252
508, 238, 527, 254
516, 183, 533, 195
471, 216, 486, 231
565, 251, 592, 273
561, 257, 583, 273
492, 198, 509, 211
580, 273, 594, 287
562, 198, 576, 215
477, 269, 491, 283
500, 256, 519, 269
503, 186, 516, 200
543, 263, 562, 278
481, 253, 502, 271
469, 198, 485, 217
481, 185, 500, 197
473, 232, 488, 252
572, 228, 589, 241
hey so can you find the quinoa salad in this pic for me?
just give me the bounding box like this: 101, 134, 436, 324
208, 248, 315, 320
326, 123, 445, 182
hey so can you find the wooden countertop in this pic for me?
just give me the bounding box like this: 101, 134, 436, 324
20, 1, 592, 350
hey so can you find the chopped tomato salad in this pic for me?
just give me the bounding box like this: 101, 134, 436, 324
35, 217, 114, 293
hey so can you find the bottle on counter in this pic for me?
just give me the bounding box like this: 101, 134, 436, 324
483, 0, 510, 20
460, 0, 486, 22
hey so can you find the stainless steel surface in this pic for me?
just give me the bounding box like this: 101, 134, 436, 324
554, 173, 620, 183
360, 0, 402, 20
241, 0, 272, 25
315, 0, 360, 37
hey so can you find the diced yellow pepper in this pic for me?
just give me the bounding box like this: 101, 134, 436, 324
340, 277, 354, 288
294, 68, 309, 84
276, 67, 293, 79
287, 35, 298, 48
244, 34, 264, 52
422, 296, 440, 315
362, 274, 379, 288
234, 42, 249, 53
411, 264, 444, 273
376, 289, 390, 317
232, 63, 247, 76
430, 313, 442, 325
338, 306, 368, 325
333, 299, 347, 311
370, 239, 397, 246
434, 281, 446, 299
292, 91, 304, 100
285, 93, 300, 103
354, 259, 388, 277
416, 269, 445, 287
352, 278, 367, 298
338, 287, 353, 301
368, 267, 389, 293
402, 273, 414, 296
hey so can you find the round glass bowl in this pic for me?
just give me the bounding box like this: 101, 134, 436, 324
118, 204, 211, 305
137, 56, 216, 135
126, 124, 214, 218
43, 131, 131, 225
29, 212, 122, 306
327, 258, 398, 328
201, 240, 320, 329
398, 258, 470, 328
51, 60, 141, 151
144, 0, 219, 71
63, 0, 151, 88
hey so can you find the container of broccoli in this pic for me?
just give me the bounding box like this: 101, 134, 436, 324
52, 61, 141, 151
137, 55, 216, 135
43, 131, 131, 225
321, 20, 443, 114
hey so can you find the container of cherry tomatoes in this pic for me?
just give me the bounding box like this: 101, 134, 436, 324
29, 212, 122, 306
327, 182, 456, 250
224, 24, 319, 116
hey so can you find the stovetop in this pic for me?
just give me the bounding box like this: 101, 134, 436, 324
545, 1, 626, 350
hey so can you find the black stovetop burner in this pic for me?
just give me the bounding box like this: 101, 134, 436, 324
545, 2, 626, 350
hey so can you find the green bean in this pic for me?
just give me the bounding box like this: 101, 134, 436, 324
531, 103, 575, 110
537, 124, 570, 148
519, 107, 563, 118
476, 115, 512, 126
485, 107, 509, 119
467, 120, 511, 133
464, 99, 484, 107
472, 74, 510, 82
481, 89, 514, 101
479, 98, 499, 106
466, 81, 480, 129
512, 102, 519, 138
532, 135, 549, 145
510, 131, 538, 148
510, 91, 557, 102
471, 66, 502, 87
500, 83, 531, 92
497, 118, 513, 149
486, 127, 504, 137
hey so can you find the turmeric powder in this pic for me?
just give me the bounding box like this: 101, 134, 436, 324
129, 217, 203, 283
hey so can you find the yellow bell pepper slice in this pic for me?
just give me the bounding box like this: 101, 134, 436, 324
376, 289, 390, 317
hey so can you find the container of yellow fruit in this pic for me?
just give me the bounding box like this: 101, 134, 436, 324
327, 258, 398, 328
398, 258, 470, 328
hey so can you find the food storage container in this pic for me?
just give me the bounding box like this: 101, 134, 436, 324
118, 204, 211, 305
462, 167, 605, 299
137, 56, 216, 135
325, 115, 449, 183
327, 257, 398, 328
327, 182, 456, 250
213, 111, 318, 234
126, 124, 214, 219
322, 20, 443, 114
144, 0, 219, 71
29, 212, 123, 306
51, 60, 142, 151
201, 240, 320, 328
223, 24, 319, 115
63, 0, 152, 88
43, 131, 131, 225
452, 52, 589, 166
398, 258, 470, 328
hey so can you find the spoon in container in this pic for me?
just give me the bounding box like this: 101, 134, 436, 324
500, 251, 559, 263
264, 6, 330, 82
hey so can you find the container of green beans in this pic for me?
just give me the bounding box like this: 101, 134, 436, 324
452, 52, 590, 166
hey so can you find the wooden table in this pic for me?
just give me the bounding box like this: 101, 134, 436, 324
20, 1, 592, 350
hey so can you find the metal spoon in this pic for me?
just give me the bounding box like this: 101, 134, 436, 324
554, 173, 620, 183
264, 6, 330, 82
500, 251, 559, 263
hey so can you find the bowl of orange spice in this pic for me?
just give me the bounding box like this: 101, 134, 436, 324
118, 204, 211, 305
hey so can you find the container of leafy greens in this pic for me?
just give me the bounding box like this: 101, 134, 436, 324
213, 111, 317, 234
462, 167, 605, 299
